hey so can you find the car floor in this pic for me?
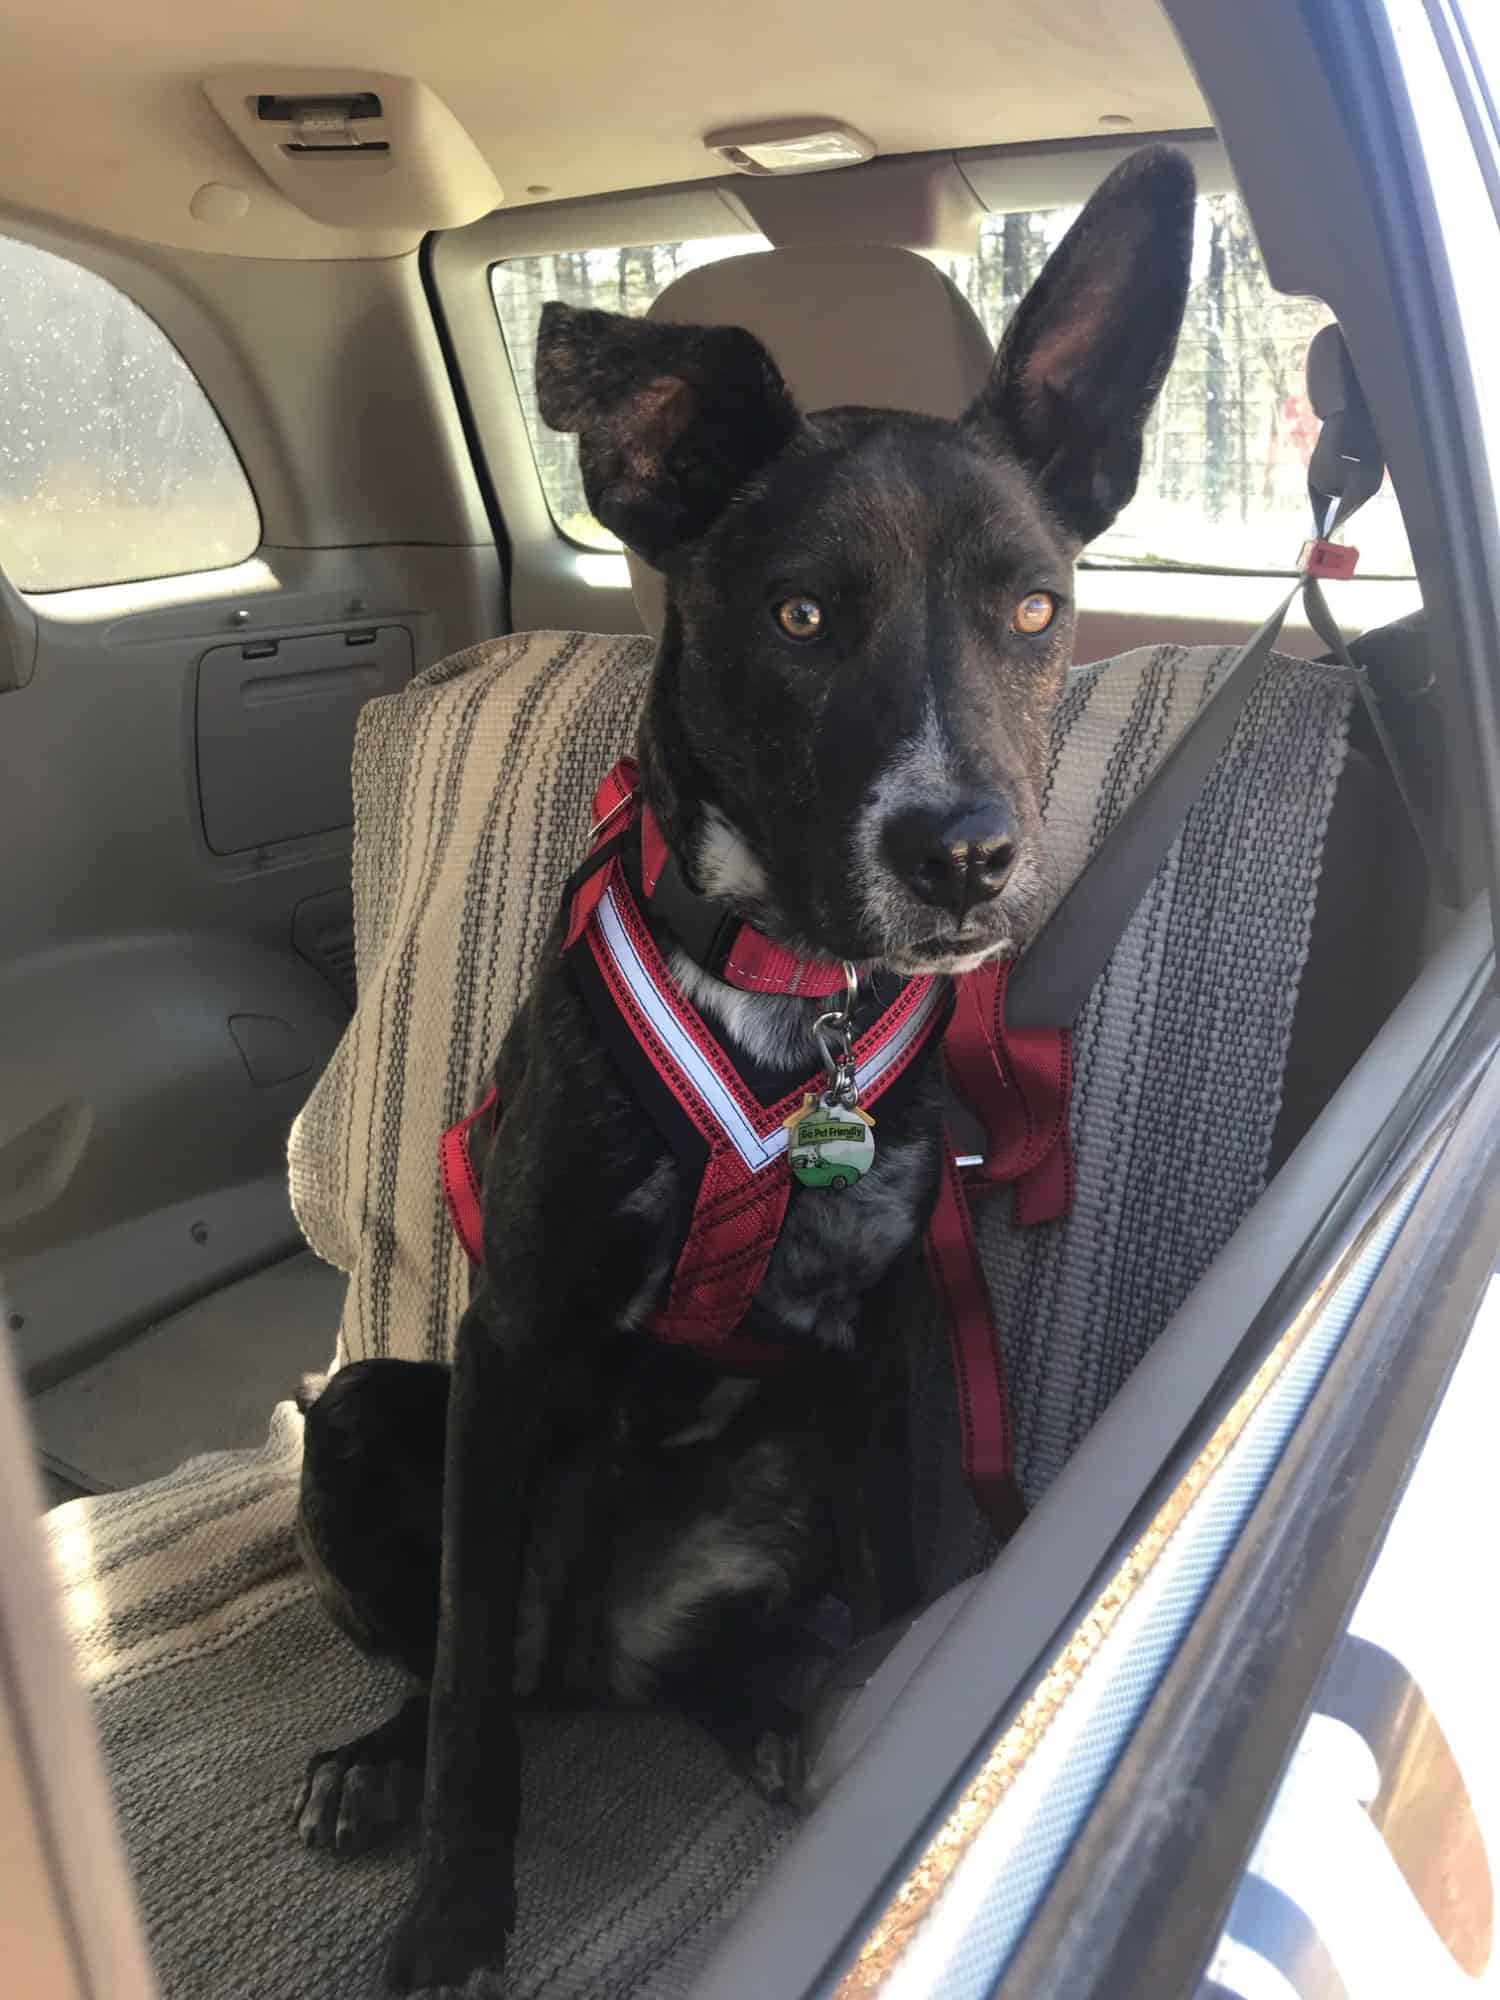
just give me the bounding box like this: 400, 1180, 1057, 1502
29, 1249, 344, 1502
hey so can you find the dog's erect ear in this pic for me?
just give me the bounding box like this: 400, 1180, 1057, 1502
535, 302, 799, 565
967, 146, 1196, 546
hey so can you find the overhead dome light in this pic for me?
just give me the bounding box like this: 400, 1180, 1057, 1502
704, 120, 876, 176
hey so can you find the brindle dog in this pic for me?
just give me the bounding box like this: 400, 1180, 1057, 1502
295, 146, 1194, 1995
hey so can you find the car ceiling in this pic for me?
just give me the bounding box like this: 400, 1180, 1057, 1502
0, 0, 1208, 259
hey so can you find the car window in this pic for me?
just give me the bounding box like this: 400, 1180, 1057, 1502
491, 237, 770, 551
944, 192, 1415, 577
491, 200, 1415, 579
0, 236, 260, 593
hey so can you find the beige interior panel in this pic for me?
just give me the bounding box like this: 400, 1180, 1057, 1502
958, 128, 1232, 207
0, 1709, 78, 2000
488, 182, 761, 259
734, 152, 986, 254
0, 0, 1207, 258
202, 68, 503, 243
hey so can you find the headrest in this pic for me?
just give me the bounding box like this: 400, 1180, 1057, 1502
627, 243, 995, 637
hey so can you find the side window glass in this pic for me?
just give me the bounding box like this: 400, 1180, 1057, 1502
0, 237, 259, 592
944, 193, 1415, 576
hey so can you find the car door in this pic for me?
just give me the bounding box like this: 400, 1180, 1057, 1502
0, 227, 497, 1395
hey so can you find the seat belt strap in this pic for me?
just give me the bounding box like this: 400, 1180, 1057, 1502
1301, 324, 1443, 882
1005, 578, 1303, 1029
1301, 569, 1445, 888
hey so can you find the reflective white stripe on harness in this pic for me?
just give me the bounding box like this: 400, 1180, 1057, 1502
595, 879, 947, 1172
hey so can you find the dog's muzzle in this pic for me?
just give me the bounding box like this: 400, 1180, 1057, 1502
880, 798, 1016, 919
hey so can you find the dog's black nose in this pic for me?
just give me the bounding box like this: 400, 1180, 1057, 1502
884, 801, 1017, 915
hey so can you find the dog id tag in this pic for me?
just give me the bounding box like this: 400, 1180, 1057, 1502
784, 1095, 876, 1191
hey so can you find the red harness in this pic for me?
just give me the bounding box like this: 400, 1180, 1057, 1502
442, 760, 1072, 1536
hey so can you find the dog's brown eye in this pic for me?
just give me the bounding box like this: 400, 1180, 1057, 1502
1012, 591, 1058, 635
774, 596, 825, 642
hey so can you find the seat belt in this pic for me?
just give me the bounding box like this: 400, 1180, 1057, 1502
1007, 323, 1434, 1030
1005, 578, 1306, 1028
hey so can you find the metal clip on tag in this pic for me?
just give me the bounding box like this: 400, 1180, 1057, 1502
792, 961, 876, 1190
811, 960, 861, 1107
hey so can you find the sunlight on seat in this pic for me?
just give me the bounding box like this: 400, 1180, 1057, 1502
45, 1498, 104, 1637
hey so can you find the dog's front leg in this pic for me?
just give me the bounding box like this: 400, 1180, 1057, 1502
834, 1254, 925, 1638
378, 1290, 540, 1997
381, 1011, 657, 1997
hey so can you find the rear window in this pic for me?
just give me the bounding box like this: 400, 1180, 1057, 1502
491, 237, 769, 551
490, 196, 1414, 579
0, 236, 260, 593
945, 193, 1415, 577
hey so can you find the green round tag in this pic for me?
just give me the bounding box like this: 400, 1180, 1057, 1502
784, 1094, 876, 1191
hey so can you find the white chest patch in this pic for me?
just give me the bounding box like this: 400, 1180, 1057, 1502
668, 950, 816, 1073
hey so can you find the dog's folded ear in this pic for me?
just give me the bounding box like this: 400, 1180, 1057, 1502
967, 145, 1196, 547
535, 304, 799, 566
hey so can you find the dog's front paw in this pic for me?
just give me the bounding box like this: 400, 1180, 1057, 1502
295, 1744, 422, 1857
379, 1872, 515, 1997
750, 1724, 806, 1805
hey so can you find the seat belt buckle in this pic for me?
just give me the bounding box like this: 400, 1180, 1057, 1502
1298, 537, 1359, 580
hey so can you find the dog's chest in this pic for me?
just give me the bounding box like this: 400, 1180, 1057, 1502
617, 1128, 932, 1365
754, 1130, 934, 1346
619, 1124, 937, 1357
612, 956, 943, 1354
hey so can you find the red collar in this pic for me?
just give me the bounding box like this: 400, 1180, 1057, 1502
592, 758, 849, 1000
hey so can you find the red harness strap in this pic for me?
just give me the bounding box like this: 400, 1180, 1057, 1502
440, 1087, 499, 1268
440, 761, 1073, 1539
927, 1150, 1024, 1536
945, 958, 1074, 1224
921, 958, 1073, 1532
